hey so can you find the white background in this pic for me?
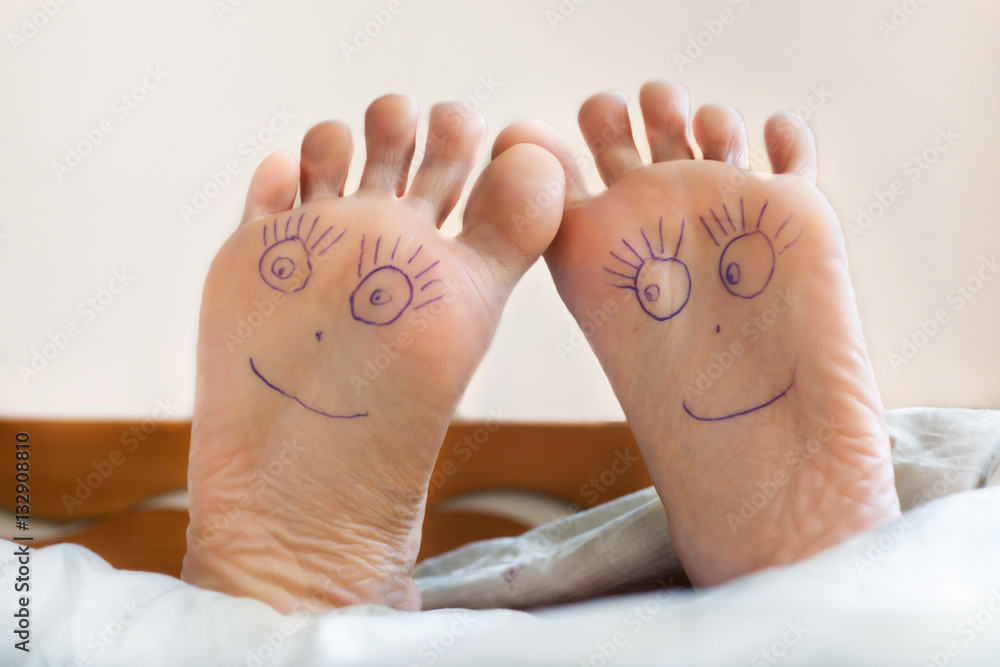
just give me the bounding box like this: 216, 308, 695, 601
1, 0, 998, 421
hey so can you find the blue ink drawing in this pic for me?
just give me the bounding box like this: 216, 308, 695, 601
605, 217, 692, 321
351, 235, 446, 326
258, 212, 346, 293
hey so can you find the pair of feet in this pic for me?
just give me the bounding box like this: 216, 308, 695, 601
180, 81, 901, 614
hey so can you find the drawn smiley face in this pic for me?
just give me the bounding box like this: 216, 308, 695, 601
250, 222, 449, 420
250, 213, 365, 419
607, 199, 803, 422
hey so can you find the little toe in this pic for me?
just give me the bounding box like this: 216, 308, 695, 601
578, 91, 643, 187
458, 143, 564, 288
692, 103, 749, 168
300, 120, 353, 201
492, 118, 588, 205
764, 111, 818, 183
639, 80, 695, 162
405, 102, 486, 226
358, 94, 418, 196
240, 150, 300, 225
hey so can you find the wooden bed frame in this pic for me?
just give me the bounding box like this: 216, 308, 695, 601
0, 419, 651, 577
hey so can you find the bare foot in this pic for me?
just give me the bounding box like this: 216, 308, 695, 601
493, 81, 901, 586
181, 95, 563, 613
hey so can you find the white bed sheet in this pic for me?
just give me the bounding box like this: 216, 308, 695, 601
4, 407, 1000, 666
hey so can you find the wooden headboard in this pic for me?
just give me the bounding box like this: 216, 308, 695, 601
0, 419, 651, 577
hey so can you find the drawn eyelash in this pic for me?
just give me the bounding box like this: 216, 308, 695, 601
258, 213, 346, 293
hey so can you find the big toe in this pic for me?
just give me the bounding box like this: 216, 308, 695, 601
492, 119, 587, 204
458, 143, 565, 289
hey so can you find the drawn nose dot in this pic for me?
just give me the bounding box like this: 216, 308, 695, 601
315, 331, 323, 341
643, 284, 661, 302
725, 262, 741, 285
716, 325, 721, 334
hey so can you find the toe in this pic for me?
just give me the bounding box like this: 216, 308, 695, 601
764, 111, 818, 183
578, 91, 643, 187
405, 102, 486, 226
300, 121, 353, 201
240, 150, 300, 225
692, 103, 749, 168
639, 80, 695, 162
492, 118, 587, 204
358, 94, 418, 196
458, 143, 564, 288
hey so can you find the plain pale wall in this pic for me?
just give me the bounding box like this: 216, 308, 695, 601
1, 0, 998, 421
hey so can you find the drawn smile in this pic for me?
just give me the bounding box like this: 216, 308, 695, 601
249, 358, 368, 419
682, 372, 796, 422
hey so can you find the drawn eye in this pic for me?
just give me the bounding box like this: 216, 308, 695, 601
257, 213, 346, 293
351, 266, 413, 325
350, 235, 446, 327
605, 218, 691, 322
635, 257, 691, 321
260, 239, 312, 293
718, 231, 775, 299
